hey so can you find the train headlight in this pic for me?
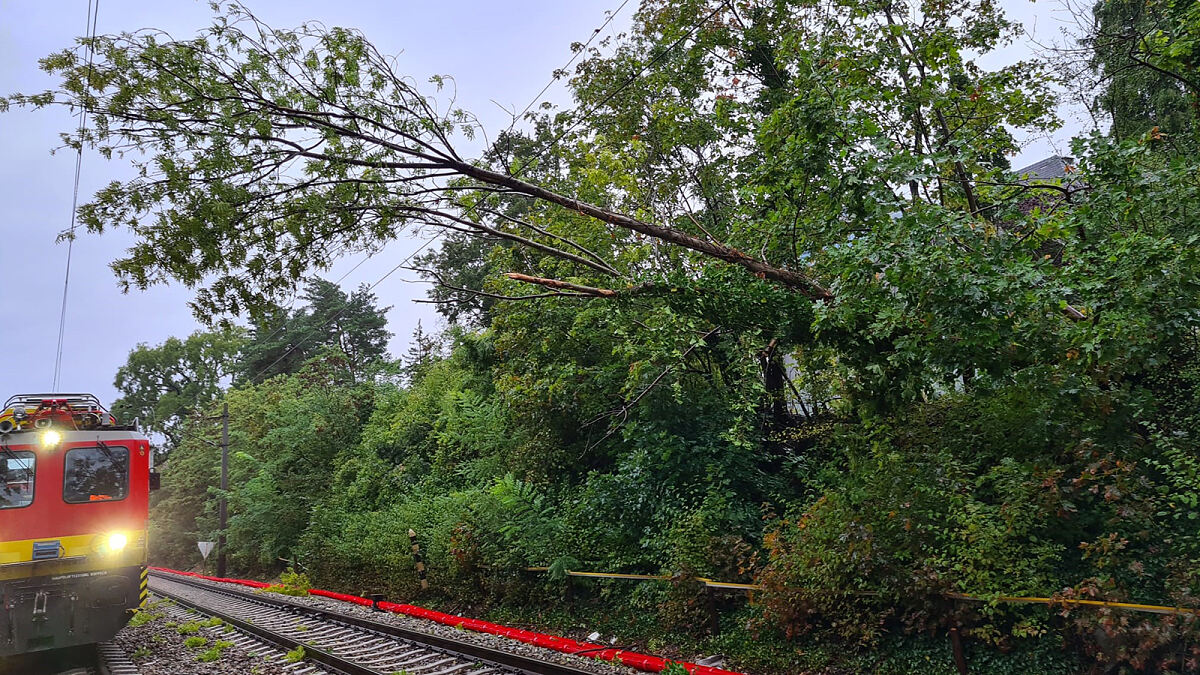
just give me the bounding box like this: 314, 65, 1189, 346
40, 429, 61, 448
108, 533, 128, 552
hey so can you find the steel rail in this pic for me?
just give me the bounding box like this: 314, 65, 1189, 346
95, 642, 140, 675
148, 571, 598, 675
149, 584, 374, 675
0, 642, 136, 675
154, 600, 327, 674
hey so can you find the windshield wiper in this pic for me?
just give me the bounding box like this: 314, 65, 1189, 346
94, 440, 127, 471
0, 440, 19, 466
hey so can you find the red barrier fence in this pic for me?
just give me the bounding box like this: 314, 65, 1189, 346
149, 566, 744, 675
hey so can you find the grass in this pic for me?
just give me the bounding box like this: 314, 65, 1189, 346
196, 639, 235, 662
285, 645, 306, 663
260, 567, 312, 597
131, 646, 153, 659
128, 609, 162, 627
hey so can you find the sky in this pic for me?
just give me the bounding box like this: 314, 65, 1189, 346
0, 0, 633, 407
0, 0, 1095, 411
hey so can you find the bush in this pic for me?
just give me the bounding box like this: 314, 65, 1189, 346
758, 379, 1200, 670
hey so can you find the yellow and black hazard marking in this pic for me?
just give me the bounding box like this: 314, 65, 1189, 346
139, 566, 149, 606
407, 529, 428, 591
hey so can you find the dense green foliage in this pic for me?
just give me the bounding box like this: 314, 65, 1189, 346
239, 278, 391, 383
112, 277, 390, 456
112, 327, 245, 449
150, 353, 372, 571
14, 0, 1200, 671
1088, 0, 1200, 143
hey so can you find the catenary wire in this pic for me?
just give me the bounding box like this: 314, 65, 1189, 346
244, 235, 438, 383
241, 2, 720, 384
507, 2, 723, 176
52, 0, 101, 391
503, 0, 631, 135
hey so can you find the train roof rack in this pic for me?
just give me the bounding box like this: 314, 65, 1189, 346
3, 393, 109, 411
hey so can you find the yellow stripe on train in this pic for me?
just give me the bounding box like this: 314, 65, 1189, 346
0, 531, 147, 581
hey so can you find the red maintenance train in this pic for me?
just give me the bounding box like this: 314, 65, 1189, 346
0, 393, 155, 656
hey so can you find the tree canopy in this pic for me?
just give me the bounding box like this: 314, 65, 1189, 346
1087, 0, 1200, 142
7, 0, 1105, 402
112, 327, 244, 448
238, 277, 391, 382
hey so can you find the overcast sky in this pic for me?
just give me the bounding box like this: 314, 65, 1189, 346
0, 0, 1092, 411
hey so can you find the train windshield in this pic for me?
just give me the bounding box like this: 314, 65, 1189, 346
63, 446, 129, 503
0, 451, 35, 509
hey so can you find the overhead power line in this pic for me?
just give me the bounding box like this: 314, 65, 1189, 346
243, 2, 721, 384
244, 236, 438, 383
514, 2, 724, 175
505, 0, 632, 133
53, 0, 101, 391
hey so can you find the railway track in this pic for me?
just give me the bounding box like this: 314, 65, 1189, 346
96, 642, 141, 675
147, 572, 600, 675
0, 641, 140, 675
153, 600, 328, 673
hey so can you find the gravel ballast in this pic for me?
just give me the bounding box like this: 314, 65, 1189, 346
113, 597, 315, 675
153, 572, 652, 675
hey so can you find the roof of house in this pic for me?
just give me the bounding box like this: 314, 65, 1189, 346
1015, 155, 1075, 182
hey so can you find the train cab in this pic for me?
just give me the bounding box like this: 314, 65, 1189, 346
0, 393, 152, 656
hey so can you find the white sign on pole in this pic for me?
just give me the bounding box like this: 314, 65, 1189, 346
198, 541, 216, 559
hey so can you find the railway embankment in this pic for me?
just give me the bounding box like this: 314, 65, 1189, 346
141, 567, 732, 675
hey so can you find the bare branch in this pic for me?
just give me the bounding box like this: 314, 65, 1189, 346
504, 273, 623, 297
584, 327, 722, 451
482, 207, 622, 277
412, 267, 592, 302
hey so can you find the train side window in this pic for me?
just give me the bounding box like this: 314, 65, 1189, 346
63, 446, 129, 504
0, 451, 35, 509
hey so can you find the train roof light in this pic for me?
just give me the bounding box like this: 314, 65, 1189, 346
39, 429, 61, 448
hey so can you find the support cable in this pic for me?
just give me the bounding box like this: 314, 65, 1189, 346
243, 1, 717, 384
52, 0, 101, 390
502, 0, 631, 136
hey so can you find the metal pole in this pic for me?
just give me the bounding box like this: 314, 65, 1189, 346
217, 402, 229, 577
950, 626, 969, 675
